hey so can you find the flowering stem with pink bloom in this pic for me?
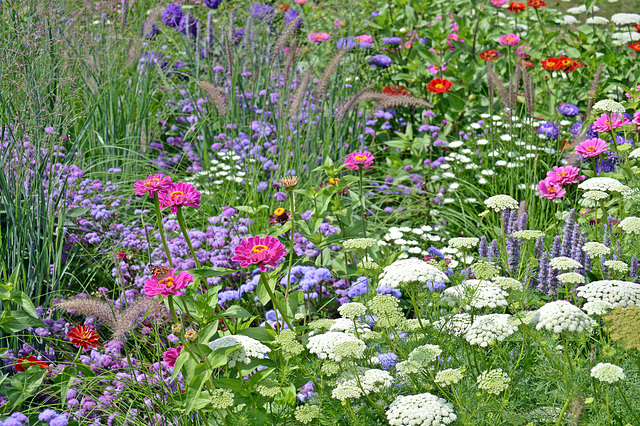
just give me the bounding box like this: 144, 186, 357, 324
176, 206, 202, 270
358, 167, 367, 238
153, 196, 174, 268
285, 191, 296, 298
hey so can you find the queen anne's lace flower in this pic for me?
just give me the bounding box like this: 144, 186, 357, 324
307, 332, 365, 362
477, 369, 510, 395
435, 368, 464, 386
367, 294, 405, 328
583, 301, 614, 316
492, 276, 524, 291
465, 314, 518, 347
442, 280, 508, 310
484, 194, 518, 212
408, 344, 442, 365
557, 272, 585, 285
435, 313, 473, 337
619, 217, 640, 235
578, 177, 626, 192
295, 405, 320, 424
396, 360, 423, 376
534, 301, 591, 334
549, 256, 582, 271
386, 393, 457, 426
590, 363, 625, 383
629, 148, 640, 159
342, 238, 378, 250
448, 237, 479, 249
209, 388, 234, 409
378, 258, 448, 289
335, 368, 394, 398
338, 302, 367, 319
604, 260, 629, 273
592, 99, 626, 114
331, 383, 363, 401
512, 230, 545, 240
582, 242, 611, 257
576, 280, 640, 307
208, 335, 271, 368
582, 190, 609, 201
508, 310, 537, 326
611, 13, 640, 25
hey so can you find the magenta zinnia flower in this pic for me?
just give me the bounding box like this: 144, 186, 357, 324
498, 33, 520, 46
144, 269, 193, 297
632, 110, 640, 128
163, 346, 182, 368
344, 151, 375, 170
134, 174, 172, 198
356, 34, 374, 43
545, 166, 585, 186
537, 178, 566, 199
232, 235, 287, 272
159, 182, 201, 214
574, 138, 609, 158
592, 112, 626, 133
308, 32, 330, 44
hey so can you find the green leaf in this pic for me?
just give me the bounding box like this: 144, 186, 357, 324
189, 267, 238, 278
66, 207, 91, 218
236, 327, 274, 343
170, 349, 191, 382
8, 291, 38, 319
0, 311, 43, 333
222, 305, 253, 318
6, 368, 48, 407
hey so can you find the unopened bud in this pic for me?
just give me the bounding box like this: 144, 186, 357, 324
185, 329, 198, 343
171, 323, 183, 335
280, 176, 299, 191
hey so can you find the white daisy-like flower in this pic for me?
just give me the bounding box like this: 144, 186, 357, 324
604, 260, 629, 273
582, 242, 611, 257
307, 332, 365, 362
549, 256, 582, 271
576, 280, 640, 307
208, 335, 271, 368
378, 258, 448, 289
557, 272, 585, 285
578, 177, 626, 192
582, 301, 614, 316
590, 363, 625, 383
619, 217, 640, 235
611, 13, 640, 25
386, 393, 457, 426
448, 237, 480, 249
464, 314, 518, 348
441, 280, 508, 310
534, 301, 592, 334
484, 194, 518, 212
592, 99, 626, 114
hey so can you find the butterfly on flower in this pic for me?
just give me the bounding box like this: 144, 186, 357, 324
148, 264, 172, 281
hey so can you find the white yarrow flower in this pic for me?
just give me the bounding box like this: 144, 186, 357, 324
386, 393, 457, 426
577, 280, 640, 307
592, 99, 626, 114
590, 363, 625, 383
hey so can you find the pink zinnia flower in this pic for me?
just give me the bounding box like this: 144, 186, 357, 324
159, 182, 201, 214
515, 46, 531, 59
163, 346, 182, 368
144, 269, 193, 297
491, 0, 508, 6
134, 174, 172, 198
545, 166, 585, 186
574, 138, 609, 158
427, 62, 447, 75
537, 178, 567, 199
632, 110, 640, 128
232, 235, 287, 272
592, 112, 626, 133
356, 34, 374, 43
308, 32, 330, 44
295, 0, 308, 4
498, 33, 520, 46
344, 151, 375, 170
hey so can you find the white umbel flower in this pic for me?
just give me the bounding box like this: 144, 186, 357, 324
611, 13, 640, 25
465, 314, 518, 347
342, 238, 378, 250
534, 301, 591, 334
582, 190, 609, 201
511, 230, 545, 240
555, 15, 578, 25
484, 194, 518, 212
629, 148, 640, 159
492, 276, 524, 291
592, 99, 626, 114
328, 318, 371, 334
435, 368, 464, 386
333, 368, 393, 400
338, 302, 367, 319
434, 313, 473, 337
448, 237, 480, 249
549, 256, 582, 271
590, 363, 625, 383
619, 217, 640, 235
378, 258, 448, 289
566, 5, 599, 14
582, 242, 611, 257
579, 177, 627, 192
386, 393, 457, 426
582, 301, 614, 316
476, 369, 510, 395
307, 332, 365, 362
576, 280, 640, 307
604, 260, 629, 273
208, 335, 271, 368
442, 280, 508, 310
557, 272, 585, 285
586, 16, 609, 24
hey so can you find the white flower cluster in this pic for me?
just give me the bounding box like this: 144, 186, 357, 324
465, 314, 518, 347
185, 152, 247, 195
576, 280, 640, 307
378, 258, 448, 289
508, 310, 537, 326
511, 230, 545, 240
208, 335, 271, 368
611, 13, 640, 25
434, 368, 464, 386
441, 280, 508, 310
338, 302, 367, 319
566, 5, 599, 14
448, 237, 479, 250
604, 260, 629, 273
582, 242, 611, 257
534, 301, 591, 334
557, 272, 585, 285
386, 393, 457, 426
342, 238, 378, 250
483, 195, 518, 212
549, 256, 582, 271
435, 313, 473, 337
578, 177, 627, 192
582, 301, 614, 316
333, 368, 393, 400
307, 332, 365, 362
381, 226, 443, 257
619, 217, 640, 235
476, 369, 510, 395
582, 190, 609, 201
630, 147, 640, 159
328, 318, 371, 335
492, 276, 524, 291
408, 344, 443, 365
592, 99, 626, 114
590, 363, 626, 383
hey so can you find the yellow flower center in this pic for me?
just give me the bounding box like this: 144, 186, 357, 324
160, 276, 175, 287
252, 244, 269, 253
587, 146, 595, 152
548, 187, 556, 193
170, 191, 184, 198
354, 154, 367, 161
559, 171, 567, 176
435, 84, 443, 89
605, 120, 611, 126
274, 208, 285, 216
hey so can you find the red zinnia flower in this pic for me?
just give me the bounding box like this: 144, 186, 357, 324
633, 23, 640, 33
14, 356, 49, 372
277, 4, 290, 11
540, 57, 562, 71
507, 2, 526, 12
527, 0, 545, 8
426, 78, 453, 94
629, 42, 640, 52
562, 59, 584, 73
556, 56, 572, 69
68, 325, 100, 349
479, 49, 501, 61
382, 85, 411, 96
518, 60, 534, 68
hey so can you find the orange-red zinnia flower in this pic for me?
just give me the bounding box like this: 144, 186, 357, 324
540, 57, 562, 71
426, 78, 453, 94
507, 2, 526, 12
382, 85, 411, 96
629, 42, 640, 52
68, 325, 100, 349
527, 0, 545, 8
479, 49, 501, 61
14, 356, 49, 372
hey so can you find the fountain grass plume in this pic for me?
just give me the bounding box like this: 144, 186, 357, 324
197, 81, 228, 116
271, 16, 302, 64
289, 64, 315, 120
317, 50, 346, 102
55, 297, 118, 329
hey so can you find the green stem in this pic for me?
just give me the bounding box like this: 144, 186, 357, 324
260, 272, 294, 331
285, 191, 296, 300
176, 206, 201, 269
153, 196, 173, 268
358, 166, 367, 238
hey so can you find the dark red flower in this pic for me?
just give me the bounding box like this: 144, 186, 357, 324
426, 78, 453, 94
562, 59, 584, 73
629, 42, 640, 52
527, 0, 545, 8
269, 207, 290, 224
116, 250, 127, 259
479, 49, 501, 61
68, 325, 100, 349
14, 356, 49, 372
507, 2, 526, 12
382, 85, 411, 96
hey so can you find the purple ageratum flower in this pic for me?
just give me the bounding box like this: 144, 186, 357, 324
234, 29, 245, 45
249, 3, 274, 20
161, 4, 183, 28
378, 352, 399, 369
569, 120, 583, 136
558, 103, 580, 116
368, 54, 392, 68
347, 276, 369, 297
538, 121, 559, 139
284, 9, 303, 28
204, 0, 223, 9
382, 37, 402, 45
336, 37, 356, 50
376, 285, 401, 298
